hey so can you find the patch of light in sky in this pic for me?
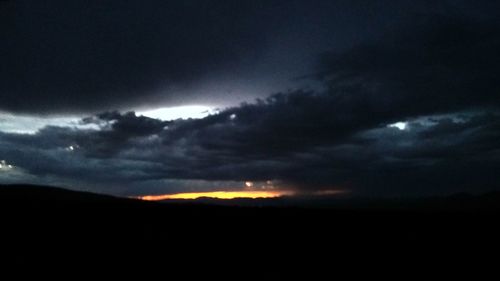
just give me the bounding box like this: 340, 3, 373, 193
0, 105, 216, 134
0, 160, 14, 171
0, 112, 99, 134
138, 105, 216, 121
388, 121, 408, 130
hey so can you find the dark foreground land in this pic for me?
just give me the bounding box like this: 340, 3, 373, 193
1, 184, 500, 274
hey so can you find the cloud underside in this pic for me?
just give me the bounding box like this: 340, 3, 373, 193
1, 15, 500, 196
0, 1, 269, 113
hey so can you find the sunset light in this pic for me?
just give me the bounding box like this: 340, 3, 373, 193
137, 190, 294, 201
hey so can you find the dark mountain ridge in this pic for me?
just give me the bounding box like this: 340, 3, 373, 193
2, 184, 499, 273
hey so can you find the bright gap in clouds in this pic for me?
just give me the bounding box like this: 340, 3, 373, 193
0, 112, 98, 134
138, 105, 216, 121
388, 121, 408, 130
0, 105, 216, 134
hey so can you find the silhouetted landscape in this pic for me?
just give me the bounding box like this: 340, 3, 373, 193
3, 184, 500, 271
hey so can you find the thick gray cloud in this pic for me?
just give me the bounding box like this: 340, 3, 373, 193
1, 106, 498, 196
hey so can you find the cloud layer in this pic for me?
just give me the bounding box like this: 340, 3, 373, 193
1, 9, 500, 196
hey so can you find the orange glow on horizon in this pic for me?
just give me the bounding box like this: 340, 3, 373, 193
137, 190, 294, 201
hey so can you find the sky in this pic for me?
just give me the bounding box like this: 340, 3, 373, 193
0, 0, 499, 197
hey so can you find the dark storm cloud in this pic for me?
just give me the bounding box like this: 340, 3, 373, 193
1, 102, 499, 196
319, 15, 500, 118
1, 5, 500, 196
0, 127, 166, 185
0, 0, 271, 113
77, 111, 169, 156
347, 113, 500, 195
4, 0, 496, 114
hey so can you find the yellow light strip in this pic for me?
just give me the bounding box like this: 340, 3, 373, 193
137, 190, 294, 201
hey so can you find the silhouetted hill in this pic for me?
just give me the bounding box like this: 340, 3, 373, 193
0, 184, 129, 205
162, 191, 500, 211
4, 183, 500, 211
2, 184, 500, 275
